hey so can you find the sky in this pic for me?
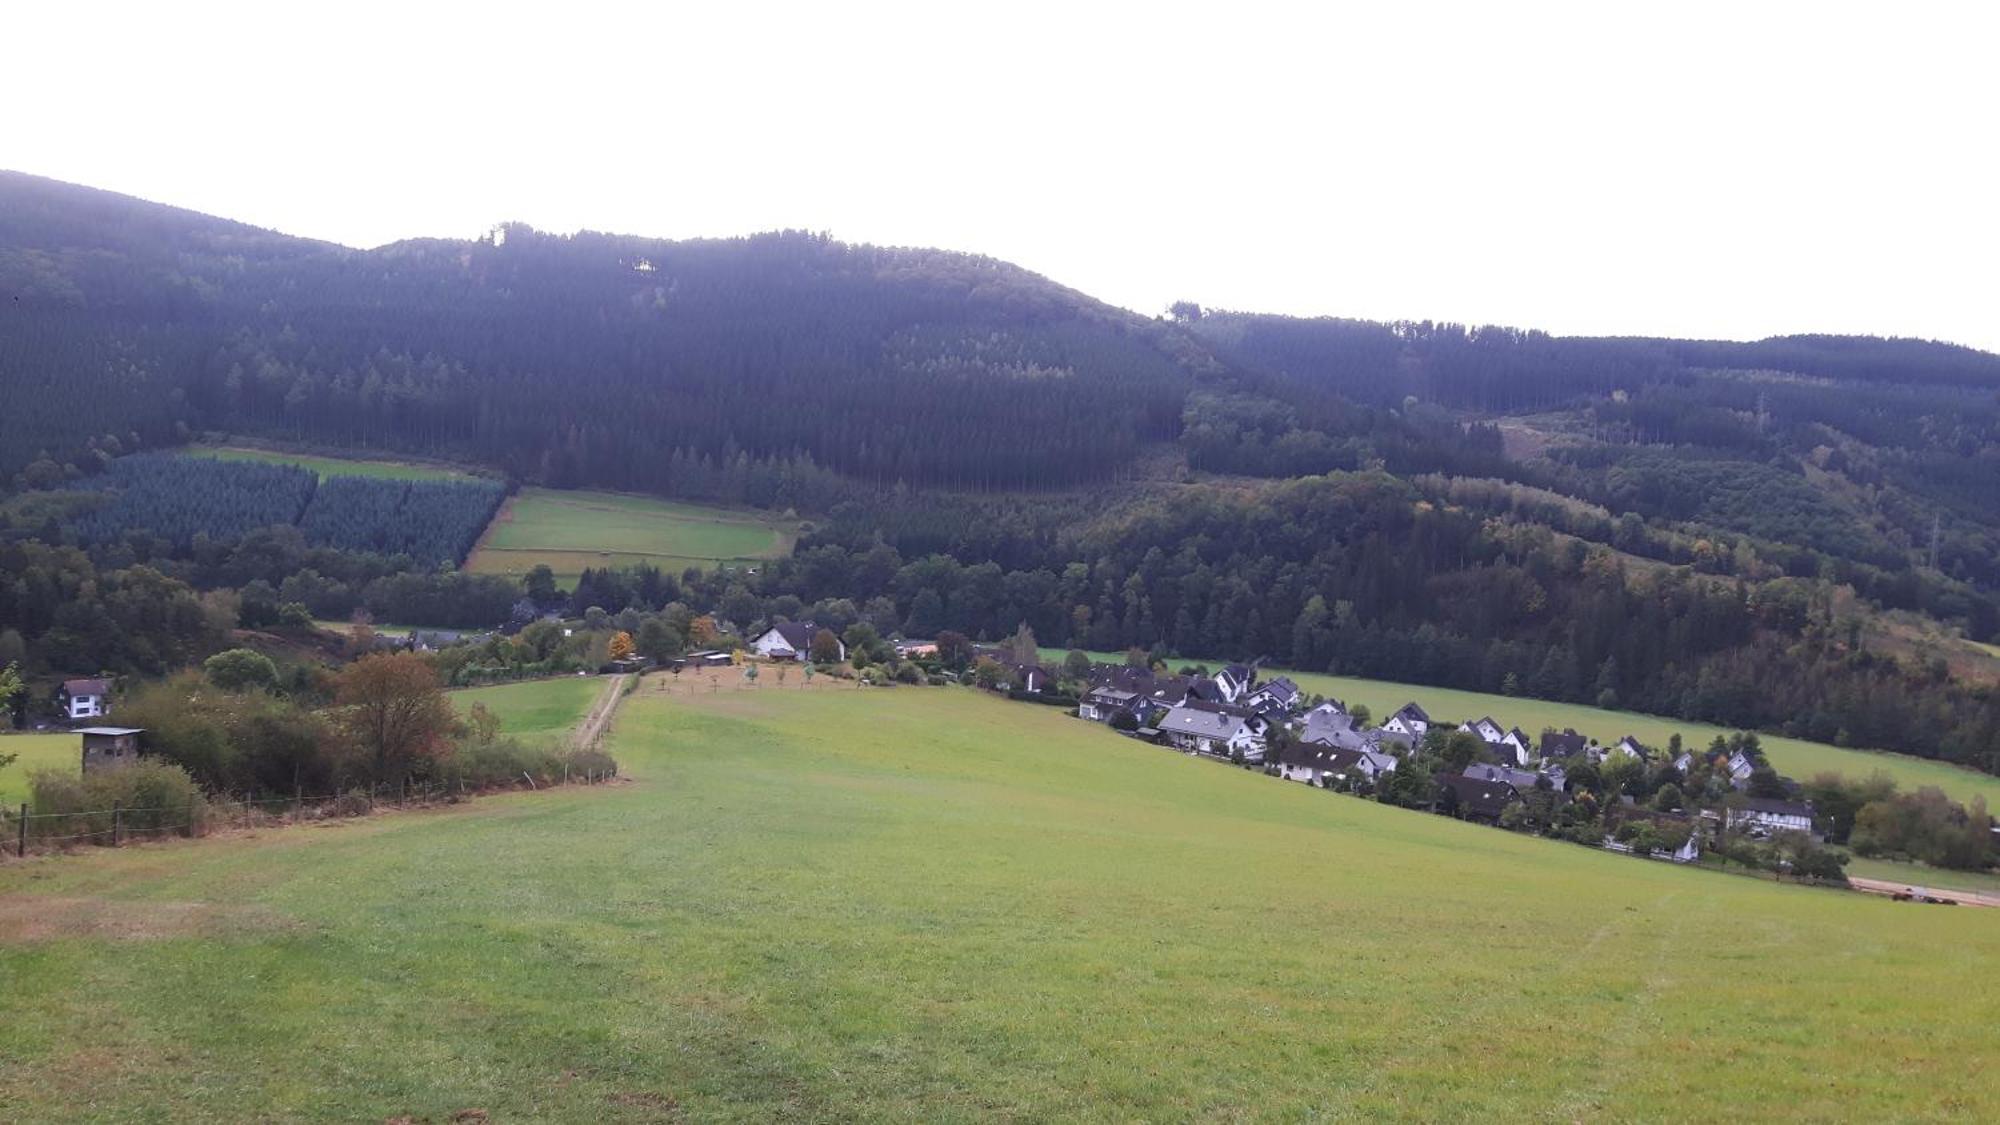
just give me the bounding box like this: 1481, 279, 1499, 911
7, 0, 1999, 350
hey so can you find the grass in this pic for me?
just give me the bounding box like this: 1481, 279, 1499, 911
1039, 647, 1992, 806
0, 734, 79, 805
1845, 855, 2000, 896
184, 446, 478, 482
465, 488, 795, 584
0, 686, 1994, 1120
450, 677, 604, 746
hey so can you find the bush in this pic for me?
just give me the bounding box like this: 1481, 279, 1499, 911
204, 647, 279, 691
29, 760, 205, 845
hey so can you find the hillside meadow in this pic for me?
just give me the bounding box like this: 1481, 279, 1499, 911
1038, 648, 1991, 806
0, 734, 77, 806
450, 676, 604, 745
0, 685, 1994, 1121
466, 488, 796, 584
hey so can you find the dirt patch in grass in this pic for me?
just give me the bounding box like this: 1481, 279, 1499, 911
0, 895, 297, 944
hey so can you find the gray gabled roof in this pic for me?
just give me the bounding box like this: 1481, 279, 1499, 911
1161, 706, 1249, 739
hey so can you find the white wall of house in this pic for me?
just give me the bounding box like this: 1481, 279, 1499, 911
751, 632, 799, 660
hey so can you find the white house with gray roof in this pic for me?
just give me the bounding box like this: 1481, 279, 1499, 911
1160, 706, 1264, 759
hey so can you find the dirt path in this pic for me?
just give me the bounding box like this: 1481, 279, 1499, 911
1847, 876, 2000, 908
570, 674, 629, 751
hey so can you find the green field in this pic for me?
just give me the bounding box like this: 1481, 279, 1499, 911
1039, 648, 1992, 806
466, 487, 796, 583
1845, 855, 2000, 896
185, 446, 478, 481
0, 734, 79, 805
450, 677, 603, 745
0, 687, 1993, 1120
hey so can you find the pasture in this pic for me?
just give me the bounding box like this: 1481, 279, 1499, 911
185, 446, 478, 482
465, 487, 796, 583
0, 734, 79, 805
1039, 648, 1992, 806
450, 677, 604, 745
0, 686, 1993, 1121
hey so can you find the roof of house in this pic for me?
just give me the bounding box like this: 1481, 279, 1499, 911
1161, 706, 1250, 740
1301, 715, 1370, 752
1220, 663, 1254, 684
1734, 798, 1815, 819
1392, 701, 1431, 721
1463, 762, 1539, 789
1281, 742, 1370, 772
1085, 687, 1139, 704
62, 678, 110, 696
1251, 677, 1300, 704
75, 726, 144, 736
1439, 773, 1522, 817
1540, 729, 1591, 757
1368, 727, 1417, 750
761, 621, 828, 650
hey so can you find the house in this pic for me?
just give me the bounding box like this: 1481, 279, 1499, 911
1727, 798, 1816, 838
78, 726, 144, 772
1243, 677, 1301, 719
893, 639, 938, 659
1301, 706, 1370, 752
1280, 743, 1389, 786
1463, 761, 1540, 791
1160, 706, 1264, 759
1213, 663, 1255, 704
1539, 728, 1593, 761
1460, 716, 1506, 744
1008, 663, 1054, 694
1077, 687, 1140, 724
1606, 735, 1650, 762
1727, 750, 1758, 786
1366, 727, 1418, 755
1383, 702, 1430, 737
750, 621, 842, 663
1498, 727, 1533, 766
59, 678, 110, 722
1672, 750, 1697, 774
1437, 773, 1522, 823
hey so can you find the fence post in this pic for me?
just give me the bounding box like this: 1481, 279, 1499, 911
295, 784, 303, 822
112, 802, 122, 847
17, 803, 25, 857
187, 797, 197, 838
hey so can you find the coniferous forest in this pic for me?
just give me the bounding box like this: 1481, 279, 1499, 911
2, 170, 1999, 773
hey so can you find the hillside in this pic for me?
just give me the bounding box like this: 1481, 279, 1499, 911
1, 687, 1993, 1120
3, 172, 1998, 774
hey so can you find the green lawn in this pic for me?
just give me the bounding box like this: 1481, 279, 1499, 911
185, 446, 478, 481
1039, 647, 1992, 806
465, 488, 795, 584
450, 677, 603, 745
0, 687, 1995, 1120
1846, 855, 2000, 896
0, 734, 79, 805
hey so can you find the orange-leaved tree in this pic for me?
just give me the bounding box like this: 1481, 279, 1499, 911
336, 651, 456, 785
608, 631, 636, 661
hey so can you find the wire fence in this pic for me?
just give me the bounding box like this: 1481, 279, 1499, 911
0, 768, 619, 859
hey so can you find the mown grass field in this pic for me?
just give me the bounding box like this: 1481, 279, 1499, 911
450, 677, 603, 746
1, 686, 1995, 1121
465, 488, 796, 584
184, 446, 477, 481
1039, 648, 1992, 806
0, 734, 78, 805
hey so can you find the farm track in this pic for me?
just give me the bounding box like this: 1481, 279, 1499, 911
1847, 876, 2000, 907
570, 674, 630, 751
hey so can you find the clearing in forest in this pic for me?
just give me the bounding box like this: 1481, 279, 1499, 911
464, 487, 796, 584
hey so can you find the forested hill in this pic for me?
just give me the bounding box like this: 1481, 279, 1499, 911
0, 171, 1192, 491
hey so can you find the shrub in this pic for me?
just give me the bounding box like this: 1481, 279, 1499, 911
29, 760, 205, 845
204, 647, 279, 691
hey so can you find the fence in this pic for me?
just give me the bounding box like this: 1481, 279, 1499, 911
0, 768, 619, 860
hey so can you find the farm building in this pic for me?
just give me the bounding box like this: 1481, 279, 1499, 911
1726, 798, 1817, 838
78, 726, 145, 772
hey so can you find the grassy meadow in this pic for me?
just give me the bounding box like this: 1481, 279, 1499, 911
1039, 648, 1991, 806
465, 488, 796, 584
0, 734, 80, 805
184, 446, 477, 482
1, 686, 1995, 1120
450, 677, 604, 746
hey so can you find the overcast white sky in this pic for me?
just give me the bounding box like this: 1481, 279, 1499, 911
7, 1, 1998, 349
